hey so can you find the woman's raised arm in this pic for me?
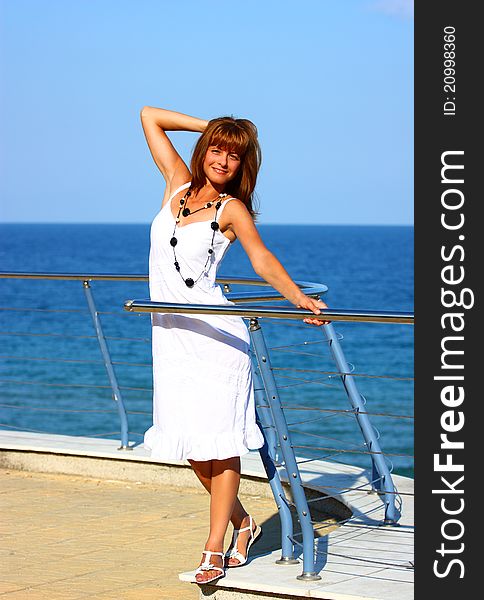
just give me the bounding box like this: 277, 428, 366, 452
140, 106, 208, 186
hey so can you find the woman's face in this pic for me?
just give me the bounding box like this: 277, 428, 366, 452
203, 145, 241, 187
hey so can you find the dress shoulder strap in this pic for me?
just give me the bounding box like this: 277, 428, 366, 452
167, 181, 191, 204
217, 197, 236, 220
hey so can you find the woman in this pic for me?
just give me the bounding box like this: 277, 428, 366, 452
140, 106, 328, 584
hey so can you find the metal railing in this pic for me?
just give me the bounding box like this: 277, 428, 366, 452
125, 295, 412, 579
0, 271, 414, 580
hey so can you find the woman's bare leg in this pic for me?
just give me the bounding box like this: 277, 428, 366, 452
188, 458, 259, 575
188, 458, 248, 524
188, 457, 238, 582
211, 458, 259, 567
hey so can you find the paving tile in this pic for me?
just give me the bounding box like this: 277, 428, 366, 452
0, 581, 24, 594
1, 467, 279, 599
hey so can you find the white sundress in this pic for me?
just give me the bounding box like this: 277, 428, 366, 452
143, 181, 265, 461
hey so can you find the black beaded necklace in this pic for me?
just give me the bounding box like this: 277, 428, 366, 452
169, 187, 228, 288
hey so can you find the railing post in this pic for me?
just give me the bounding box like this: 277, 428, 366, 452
321, 322, 400, 524
249, 318, 321, 581
250, 323, 298, 565
83, 280, 131, 450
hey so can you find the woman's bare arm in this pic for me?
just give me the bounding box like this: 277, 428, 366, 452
224, 200, 329, 325
141, 107, 208, 132
140, 106, 208, 185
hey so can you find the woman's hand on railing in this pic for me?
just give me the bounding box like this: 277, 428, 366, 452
295, 294, 331, 326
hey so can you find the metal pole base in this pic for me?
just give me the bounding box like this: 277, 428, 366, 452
275, 556, 300, 565
297, 572, 322, 581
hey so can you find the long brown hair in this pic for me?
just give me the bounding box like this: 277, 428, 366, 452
190, 116, 262, 221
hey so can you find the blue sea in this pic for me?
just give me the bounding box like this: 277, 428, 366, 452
0, 224, 414, 477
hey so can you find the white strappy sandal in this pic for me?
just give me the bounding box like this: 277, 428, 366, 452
225, 515, 263, 567
194, 550, 226, 584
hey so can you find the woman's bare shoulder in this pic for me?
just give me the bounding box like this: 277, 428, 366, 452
221, 198, 258, 233
224, 197, 251, 216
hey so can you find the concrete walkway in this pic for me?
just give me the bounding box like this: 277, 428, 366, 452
0, 432, 413, 600
0, 468, 281, 599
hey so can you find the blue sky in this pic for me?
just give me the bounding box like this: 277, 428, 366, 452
0, 0, 413, 225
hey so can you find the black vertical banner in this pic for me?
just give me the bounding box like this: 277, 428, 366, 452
416, 3, 479, 597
